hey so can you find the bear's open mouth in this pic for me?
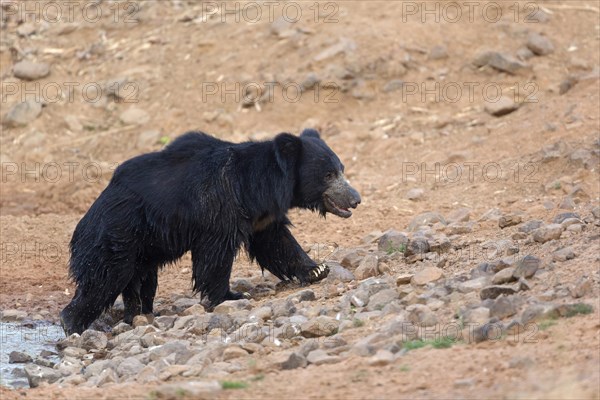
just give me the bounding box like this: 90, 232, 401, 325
324, 195, 352, 218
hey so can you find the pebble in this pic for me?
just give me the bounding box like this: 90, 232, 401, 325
499, 214, 522, 228
492, 267, 516, 284
532, 224, 563, 243
306, 349, 341, 365
485, 96, 520, 117
408, 212, 447, 231
489, 295, 519, 319
570, 277, 592, 298
9, 351, 32, 363
480, 285, 517, 300
301, 316, 340, 338
473, 51, 529, 74
406, 188, 425, 201
513, 255, 540, 279
24, 364, 61, 388
366, 289, 398, 311
120, 108, 150, 125
411, 267, 443, 286
3, 100, 43, 127
1, 309, 28, 321
378, 230, 409, 253
406, 304, 438, 327
355, 255, 380, 280
553, 247, 576, 262
13, 61, 51, 81
462, 307, 490, 325
526, 32, 554, 55
80, 330, 108, 351
368, 349, 395, 366
429, 45, 448, 60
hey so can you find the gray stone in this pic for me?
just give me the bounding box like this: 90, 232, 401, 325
116, 356, 145, 377
492, 267, 516, 284
154, 381, 221, 398
408, 212, 446, 231
406, 188, 424, 201
526, 32, 554, 55
341, 251, 363, 268
368, 349, 395, 366
274, 351, 307, 370
383, 79, 404, 93
429, 45, 448, 60
519, 220, 543, 233
1, 309, 28, 321
8, 351, 32, 363
81, 330, 108, 351
489, 295, 519, 319
499, 214, 522, 228
213, 299, 252, 314
513, 255, 540, 279
485, 96, 520, 117
120, 108, 150, 125
411, 266, 443, 286
521, 303, 559, 324
406, 238, 430, 257
552, 247, 575, 261
367, 289, 398, 311
473, 51, 529, 74
552, 213, 581, 224
570, 277, 592, 298
24, 364, 61, 387
462, 307, 490, 325
3, 100, 42, 127
480, 285, 517, 300
301, 316, 340, 337
533, 224, 563, 243
406, 304, 438, 327
378, 230, 409, 253
13, 61, 51, 80
324, 262, 355, 283
355, 255, 379, 280
306, 349, 341, 365
153, 315, 177, 330
458, 277, 490, 293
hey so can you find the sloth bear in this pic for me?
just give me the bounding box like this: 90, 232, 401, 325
60, 129, 360, 334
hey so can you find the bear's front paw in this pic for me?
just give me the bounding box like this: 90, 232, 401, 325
305, 263, 329, 284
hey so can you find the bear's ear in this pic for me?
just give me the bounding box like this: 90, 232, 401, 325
274, 133, 301, 172
300, 129, 321, 139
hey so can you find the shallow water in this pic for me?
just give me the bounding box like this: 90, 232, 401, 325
0, 322, 63, 388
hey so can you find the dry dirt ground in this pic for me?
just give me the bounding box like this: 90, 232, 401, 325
1, 0, 599, 399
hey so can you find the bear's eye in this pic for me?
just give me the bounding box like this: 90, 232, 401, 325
325, 172, 336, 181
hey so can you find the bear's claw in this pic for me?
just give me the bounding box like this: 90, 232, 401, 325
307, 263, 329, 283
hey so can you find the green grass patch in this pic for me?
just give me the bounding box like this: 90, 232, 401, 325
399, 365, 411, 372
564, 303, 593, 318
353, 318, 365, 328
403, 337, 457, 351
386, 243, 407, 255
221, 381, 248, 390
430, 337, 455, 349
538, 319, 557, 331
250, 374, 264, 382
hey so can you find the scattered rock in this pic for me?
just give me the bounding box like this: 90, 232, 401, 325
306, 349, 341, 365
301, 316, 340, 337
406, 188, 425, 201
411, 267, 443, 286
492, 267, 516, 284
273, 352, 307, 370
513, 255, 540, 279
3, 100, 43, 127
24, 364, 61, 388
473, 51, 529, 74
462, 307, 490, 325
553, 247, 576, 262
552, 213, 581, 224
222, 346, 249, 361
116, 357, 145, 377
378, 230, 409, 253
368, 349, 395, 366
499, 214, 522, 228
408, 212, 446, 231
406, 304, 438, 327
519, 220, 543, 233
480, 285, 517, 300
570, 277, 592, 298
153, 381, 221, 398
80, 330, 108, 351
120, 108, 150, 125
532, 224, 563, 243
429, 45, 448, 60
324, 262, 355, 282
485, 96, 520, 117
526, 32, 554, 56
13, 61, 51, 81
489, 295, 519, 319
1, 309, 28, 321
355, 255, 379, 280
8, 351, 32, 364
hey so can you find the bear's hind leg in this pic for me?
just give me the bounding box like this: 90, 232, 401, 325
140, 266, 158, 315
122, 278, 142, 325
191, 238, 239, 311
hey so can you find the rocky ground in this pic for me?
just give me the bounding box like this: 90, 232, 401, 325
1, 1, 599, 399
